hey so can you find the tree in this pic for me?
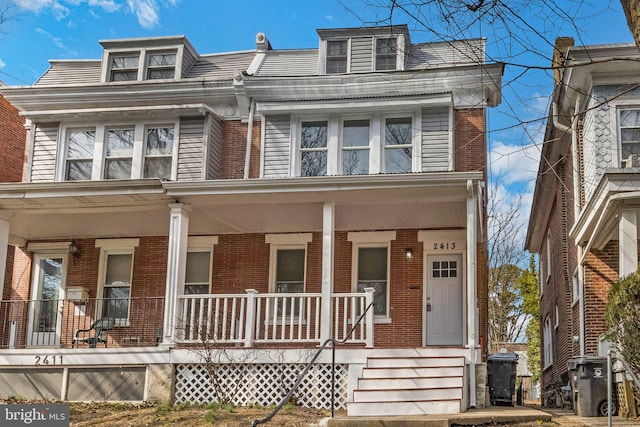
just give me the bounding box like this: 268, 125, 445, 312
621, 0, 640, 49
520, 255, 541, 383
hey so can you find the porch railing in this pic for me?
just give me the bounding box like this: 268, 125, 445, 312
176, 289, 374, 347
0, 297, 165, 349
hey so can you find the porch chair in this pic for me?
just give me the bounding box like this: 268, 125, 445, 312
72, 317, 115, 348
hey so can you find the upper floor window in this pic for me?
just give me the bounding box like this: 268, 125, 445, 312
342, 119, 370, 175
110, 55, 139, 82
300, 121, 328, 177
384, 117, 413, 173
108, 50, 176, 82
619, 109, 640, 163
375, 38, 397, 71
543, 315, 553, 368
326, 40, 348, 74
105, 128, 134, 180
66, 130, 96, 181
144, 127, 174, 180
147, 53, 176, 80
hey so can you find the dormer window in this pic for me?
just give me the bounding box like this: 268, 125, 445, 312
326, 40, 348, 74
146, 52, 176, 80
376, 38, 397, 71
110, 55, 139, 81
107, 50, 177, 82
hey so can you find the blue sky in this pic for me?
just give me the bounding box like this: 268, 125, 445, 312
0, 0, 635, 252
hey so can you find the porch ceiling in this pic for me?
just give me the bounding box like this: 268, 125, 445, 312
0, 173, 477, 242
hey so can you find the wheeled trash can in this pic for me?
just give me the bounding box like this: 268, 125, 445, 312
488, 352, 519, 406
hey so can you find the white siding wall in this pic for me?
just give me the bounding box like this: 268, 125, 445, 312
350, 37, 373, 73
35, 62, 101, 86
30, 124, 59, 182
263, 115, 291, 178
177, 117, 205, 181
421, 107, 451, 172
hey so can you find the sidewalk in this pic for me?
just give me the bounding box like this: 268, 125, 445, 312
320, 406, 640, 426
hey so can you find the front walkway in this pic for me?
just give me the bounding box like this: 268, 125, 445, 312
545, 408, 640, 427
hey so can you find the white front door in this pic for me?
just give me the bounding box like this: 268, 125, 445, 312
27, 255, 67, 347
425, 254, 463, 346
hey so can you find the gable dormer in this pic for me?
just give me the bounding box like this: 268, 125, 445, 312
100, 35, 199, 83
317, 25, 409, 75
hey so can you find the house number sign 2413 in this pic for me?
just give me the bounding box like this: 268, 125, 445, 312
433, 242, 456, 250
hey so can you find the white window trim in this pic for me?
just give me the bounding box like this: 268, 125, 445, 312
572, 267, 580, 306
614, 105, 640, 167
348, 231, 396, 323
290, 112, 419, 177
102, 47, 183, 83
543, 315, 553, 369
95, 238, 139, 326
320, 38, 351, 75
373, 35, 400, 72
57, 120, 179, 182
185, 236, 218, 294
546, 229, 552, 281
555, 304, 560, 329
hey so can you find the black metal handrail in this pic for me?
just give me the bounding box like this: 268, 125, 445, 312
251, 300, 375, 426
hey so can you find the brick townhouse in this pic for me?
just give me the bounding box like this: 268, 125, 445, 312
0, 25, 502, 415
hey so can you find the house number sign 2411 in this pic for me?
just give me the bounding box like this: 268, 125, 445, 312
34, 355, 63, 365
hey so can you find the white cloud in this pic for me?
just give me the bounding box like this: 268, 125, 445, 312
127, 0, 159, 28
36, 27, 67, 49
14, 0, 55, 12
0, 58, 6, 68
489, 140, 540, 186
325, 14, 334, 21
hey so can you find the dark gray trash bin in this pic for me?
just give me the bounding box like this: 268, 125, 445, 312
488, 352, 519, 406
567, 356, 617, 417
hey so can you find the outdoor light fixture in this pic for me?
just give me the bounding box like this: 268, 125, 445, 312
69, 241, 81, 258
405, 247, 413, 261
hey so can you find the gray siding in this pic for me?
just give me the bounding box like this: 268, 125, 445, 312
0, 369, 62, 400
256, 50, 319, 76
31, 124, 59, 182
422, 107, 450, 172
207, 115, 223, 180
181, 48, 198, 78
263, 115, 291, 178
177, 117, 205, 181
67, 367, 145, 401
35, 61, 102, 86
350, 37, 373, 73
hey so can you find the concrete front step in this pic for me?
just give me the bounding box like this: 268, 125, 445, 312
357, 375, 463, 390
361, 366, 464, 379
366, 356, 465, 368
347, 399, 461, 417
353, 386, 461, 402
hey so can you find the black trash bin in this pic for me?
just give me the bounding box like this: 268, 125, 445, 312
567, 356, 617, 417
488, 352, 519, 406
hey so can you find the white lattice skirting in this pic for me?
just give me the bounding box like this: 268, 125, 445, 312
175, 363, 348, 409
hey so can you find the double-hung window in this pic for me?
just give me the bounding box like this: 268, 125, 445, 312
185, 251, 211, 295
65, 130, 96, 181
326, 40, 348, 74
146, 52, 176, 80
105, 127, 134, 179
96, 239, 139, 325
342, 119, 370, 175
110, 55, 139, 82
384, 117, 413, 173
300, 121, 328, 176
375, 38, 397, 71
543, 315, 553, 368
144, 126, 174, 179
619, 109, 640, 163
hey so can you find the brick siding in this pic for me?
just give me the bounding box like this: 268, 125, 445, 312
220, 120, 262, 179
0, 94, 26, 182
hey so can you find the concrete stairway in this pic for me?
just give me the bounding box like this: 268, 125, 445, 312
348, 355, 465, 416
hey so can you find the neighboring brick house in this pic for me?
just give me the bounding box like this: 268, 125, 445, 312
0, 26, 502, 415
526, 39, 640, 406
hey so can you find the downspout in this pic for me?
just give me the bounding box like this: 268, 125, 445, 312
570, 94, 585, 355
244, 99, 256, 179
466, 179, 477, 408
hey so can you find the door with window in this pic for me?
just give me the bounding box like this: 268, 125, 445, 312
425, 254, 463, 345
27, 255, 67, 347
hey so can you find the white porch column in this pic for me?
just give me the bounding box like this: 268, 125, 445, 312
0, 218, 9, 301
320, 202, 335, 343
466, 180, 478, 408
619, 209, 638, 278
161, 203, 190, 345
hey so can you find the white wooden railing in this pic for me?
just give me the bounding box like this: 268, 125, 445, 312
176, 289, 375, 347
